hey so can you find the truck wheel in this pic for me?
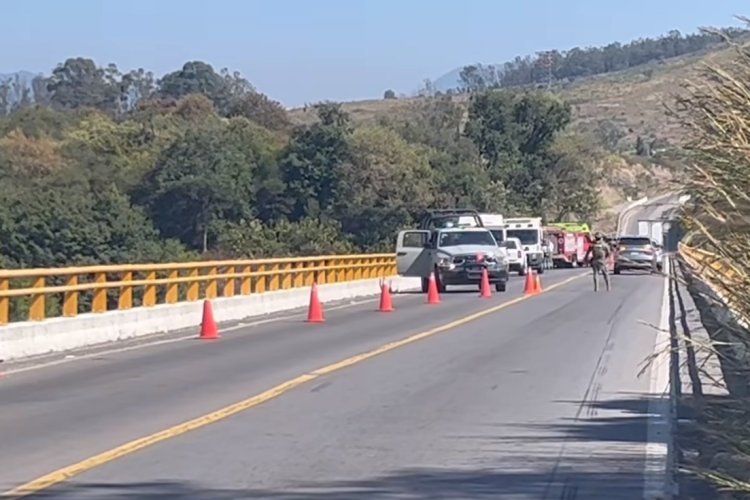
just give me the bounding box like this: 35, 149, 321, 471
495, 282, 506, 292
421, 277, 429, 293
537, 266, 545, 275
518, 266, 526, 276
614, 266, 621, 275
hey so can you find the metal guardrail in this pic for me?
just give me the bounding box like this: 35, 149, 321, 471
0, 254, 397, 325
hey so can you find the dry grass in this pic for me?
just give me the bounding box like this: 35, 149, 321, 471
287, 45, 743, 220
673, 25, 750, 497
288, 44, 740, 148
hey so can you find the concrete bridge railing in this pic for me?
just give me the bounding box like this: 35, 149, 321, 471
0, 254, 420, 362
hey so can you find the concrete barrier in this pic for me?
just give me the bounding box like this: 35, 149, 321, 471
0, 276, 422, 363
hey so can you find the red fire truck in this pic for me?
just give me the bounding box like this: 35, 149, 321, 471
544, 223, 592, 268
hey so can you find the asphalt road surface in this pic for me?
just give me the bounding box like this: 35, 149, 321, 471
0, 249, 671, 498
619, 193, 683, 238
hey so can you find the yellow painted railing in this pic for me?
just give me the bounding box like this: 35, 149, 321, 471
0, 254, 397, 325
679, 243, 749, 326
678, 243, 743, 284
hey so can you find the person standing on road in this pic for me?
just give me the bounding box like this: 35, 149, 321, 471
585, 232, 611, 292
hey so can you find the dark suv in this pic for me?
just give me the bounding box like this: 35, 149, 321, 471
613, 236, 662, 274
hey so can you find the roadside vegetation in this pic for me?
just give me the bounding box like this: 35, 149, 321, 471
0, 63, 602, 270
0, 27, 740, 271
673, 24, 750, 498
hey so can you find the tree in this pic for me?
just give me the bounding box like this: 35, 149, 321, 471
459, 64, 500, 93
215, 217, 354, 258
119, 68, 157, 111
139, 124, 259, 251
0, 179, 184, 268
543, 134, 602, 221
0, 52, 616, 271
465, 90, 571, 212
488, 27, 743, 90
0, 79, 10, 116
158, 62, 253, 115
313, 101, 350, 128
383, 89, 396, 100
338, 126, 436, 249
46, 58, 119, 113
279, 104, 352, 220
0, 128, 66, 176
226, 91, 291, 131
31, 76, 52, 107
417, 79, 436, 97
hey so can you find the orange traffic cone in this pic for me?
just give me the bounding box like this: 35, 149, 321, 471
479, 268, 492, 298
379, 281, 394, 312
427, 272, 441, 304
199, 300, 219, 340
523, 270, 535, 295
306, 283, 325, 323
536, 271, 543, 293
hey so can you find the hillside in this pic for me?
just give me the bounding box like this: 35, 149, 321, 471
291, 44, 737, 146
288, 43, 740, 230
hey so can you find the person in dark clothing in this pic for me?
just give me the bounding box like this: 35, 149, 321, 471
585, 232, 611, 291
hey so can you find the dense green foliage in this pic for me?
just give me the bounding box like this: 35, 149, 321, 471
0, 58, 602, 269
457, 27, 748, 92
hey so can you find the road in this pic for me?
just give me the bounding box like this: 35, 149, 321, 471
619, 193, 683, 238
0, 204, 676, 498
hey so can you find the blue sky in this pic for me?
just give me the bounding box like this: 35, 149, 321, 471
2, 0, 748, 107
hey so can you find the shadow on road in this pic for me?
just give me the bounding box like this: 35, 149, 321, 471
9, 459, 647, 499
450, 396, 664, 447
7, 397, 659, 499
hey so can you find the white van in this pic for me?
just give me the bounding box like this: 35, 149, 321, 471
505, 217, 545, 274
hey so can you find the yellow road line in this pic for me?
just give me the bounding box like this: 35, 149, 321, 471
3, 272, 584, 498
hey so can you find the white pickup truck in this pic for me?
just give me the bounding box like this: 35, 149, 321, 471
396, 226, 510, 293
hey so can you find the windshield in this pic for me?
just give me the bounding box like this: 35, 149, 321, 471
489, 230, 504, 244
507, 229, 539, 245
618, 237, 651, 247
439, 231, 496, 247
425, 215, 481, 230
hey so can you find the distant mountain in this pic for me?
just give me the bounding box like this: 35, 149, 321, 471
431, 64, 504, 93
432, 68, 462, 93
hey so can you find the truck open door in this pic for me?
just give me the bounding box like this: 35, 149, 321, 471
396, 230, 432, 276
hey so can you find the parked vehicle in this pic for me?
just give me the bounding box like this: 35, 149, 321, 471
501, 237, 528, 276
505, 217, 545, 274
397, 211, 509, 292
613, 235, 663, 274
544, 226, 589, 268
417, 208, 484, 231
479, 213, 505, 243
